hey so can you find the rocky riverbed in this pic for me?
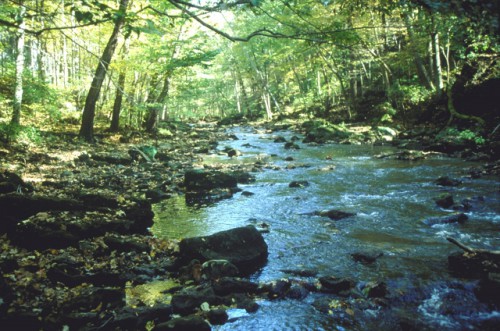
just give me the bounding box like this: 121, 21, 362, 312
1, 119, 499, 330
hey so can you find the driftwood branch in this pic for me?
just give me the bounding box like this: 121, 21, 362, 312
447, 237, 500, 257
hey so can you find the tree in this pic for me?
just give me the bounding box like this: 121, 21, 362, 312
11, 3, 26, 126
79, 0, 129, 142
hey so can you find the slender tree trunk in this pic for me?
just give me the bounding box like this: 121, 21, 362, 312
431, 16, 444, 95
11, 4, 26, 126
402, 11, 434, 89
110, 70, 127, 131
79, 0, 129, 142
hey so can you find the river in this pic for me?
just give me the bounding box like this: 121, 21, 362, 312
152, 125, 500, 330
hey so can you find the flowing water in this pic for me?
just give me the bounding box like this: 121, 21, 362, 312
152, 126, 500, 330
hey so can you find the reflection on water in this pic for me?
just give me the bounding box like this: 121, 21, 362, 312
150, 126, 500, 330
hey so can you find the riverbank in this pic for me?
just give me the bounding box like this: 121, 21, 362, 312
1, 119, 499, 330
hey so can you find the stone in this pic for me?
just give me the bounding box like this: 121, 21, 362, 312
319, 276, 356, 295
179, 225, 268, 275
153, 315, 210, 331
284, 142, 300, 150
423, 213, 468, 226
184, 169, 238, 192
364, 281, 388, 298
171, 284, 222, 315
207, 308, 228, 325
289, 180, 310, 188
212, 277, 260, 296
351, 251, 383, 264
227, 149, 242, 157
475, 273, 500, 304
435, 194, 454, 208
230, 171, 256, 184
268, 279, 292, 299
316, 209, 356, 220
286, 285, 310, 300
201, 260, 239, 281
145, 189, 170, 202
435, 176, 462, 186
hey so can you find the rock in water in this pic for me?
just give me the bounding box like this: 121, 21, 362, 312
179, 226, 268, 275
184, 170, 238, 191
423, 213, 468, 226
316, 209, 356, 220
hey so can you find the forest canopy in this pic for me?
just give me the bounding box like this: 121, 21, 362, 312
0, 0, 498, 142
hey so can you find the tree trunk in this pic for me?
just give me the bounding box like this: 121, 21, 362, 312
79, 0, 129, 142
145, 73, 170, 133
402, 11, 434, 90
109, 70, 127, 132
11, 4, 26, 126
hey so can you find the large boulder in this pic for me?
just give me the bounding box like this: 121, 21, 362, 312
179, 226, 268, 275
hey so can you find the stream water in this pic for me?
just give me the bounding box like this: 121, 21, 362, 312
152, 126, 500, 330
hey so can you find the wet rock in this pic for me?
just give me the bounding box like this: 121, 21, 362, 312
185, 189, 234, 205
212, 277, 260, 296
153, 315, 210, 331
435, 176, 462, 186
280, 269, 318, 277
179, 225, 268, 275
351, 251, 384, 264
286, 284, 310, 300
201, 260, 239, 281
207, 308, 228, 325
171, 284, 221, 315
145, 189, 170, 202
227, 148, 242, 158
315, 209, 356, 220
289, 180, 310, 188
107, 304, 173, 330
184, 169, 238, 192
232, 293, 260, 312
241, 191, 255, 197
435, 193, 454, 208
423, 213, 468, 226
363, 281, 388, 298
475, 273, 500, 304
284, 142, 300, 150
448, 251, 489, 278
268, 279, 292, 299
274, 136, 287, 143
230, 171, 256, 184
311, 297, 332, 314
319, 276, 356, 295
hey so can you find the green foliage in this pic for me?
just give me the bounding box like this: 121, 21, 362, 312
436, 127, 486, 146
388, 81, 431, 110
375, 102, 397, 123
0, 123, 42, 145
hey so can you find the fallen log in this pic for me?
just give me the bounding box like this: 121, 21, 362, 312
447, 237, 500, 258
